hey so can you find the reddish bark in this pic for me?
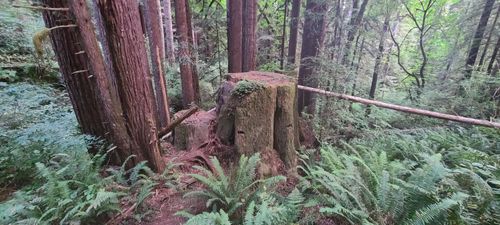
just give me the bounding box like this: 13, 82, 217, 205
227, 0, 243, 72
41, 0, 106, 154
69, 0, 134, 165
144, 0, 171, 128
175, 0, 200, 107
242, 0, 257, 71
95, 0, 165, 172
297, 0, 328, 114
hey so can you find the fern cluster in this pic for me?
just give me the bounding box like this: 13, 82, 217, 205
181, 153, 303, 224
301, 130, 499, 225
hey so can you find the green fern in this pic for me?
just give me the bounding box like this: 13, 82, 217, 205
183, 153, 287, 223
184, 210, 231, 225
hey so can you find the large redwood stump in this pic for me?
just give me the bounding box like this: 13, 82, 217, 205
216, 71, 299, 173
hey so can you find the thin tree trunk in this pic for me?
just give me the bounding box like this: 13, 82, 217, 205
366, 15, 390, 116
144, 0, 171, 128
488, 37, 500, 74
242, 0, 257, 71
341, 0, 369, 65
369, 16, 390, 100
280, 0, 289, 70
227, 0, 243, 72
175, 0, 200, 107
184, 0, 200, 102
465, 0, 496, 78
479, 6, 500, 70
297, 0, 328, 114
96, 0, 165, 172
163, 0, 176, 64
287, 0, 301, 66
42, 0, 106, 154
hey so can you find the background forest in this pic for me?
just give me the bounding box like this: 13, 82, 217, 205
0, 0, 499, 224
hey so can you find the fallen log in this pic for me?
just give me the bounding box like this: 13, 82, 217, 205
298, 85, 500, 129
158, 106, 199, 138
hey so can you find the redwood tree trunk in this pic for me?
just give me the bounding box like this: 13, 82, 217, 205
297, 0, 328, 114
96, 0, 165, 172
163, 0, 176, 64
144, 0, 171, 128
227, 0, 257, 72
242, 0, 257, 72
175, 0, 200, 107
70, 0, 134, 165
287, 0, 301, 65
227, 0, 243, 72
465, 0, 496, 78
41, 0, 106, 154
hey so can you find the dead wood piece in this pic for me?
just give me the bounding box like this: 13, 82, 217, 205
158, 106, 199, 137
298, 85, 500, 129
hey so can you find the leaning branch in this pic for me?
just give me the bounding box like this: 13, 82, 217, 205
158, 106, 199, 137
298, 85, 500, 129
13, 4, 69, 11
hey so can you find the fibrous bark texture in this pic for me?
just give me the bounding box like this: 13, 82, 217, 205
287, 0, 301, 66
95, 0, 165, 172
297, 0, 328, 114
216, 72, 299, 172
175, 0, 200, 107
163, 0, 176, 64
226, 0, 257, 72
144, 0, 171, 128
42, 0, 106, 154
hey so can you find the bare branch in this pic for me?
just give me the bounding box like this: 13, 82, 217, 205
13, 4, 69, 11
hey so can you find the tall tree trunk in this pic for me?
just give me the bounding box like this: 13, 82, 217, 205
465, 0, 496, 78
227, 0, 243, 72
175, 0, 200, 107
163, 0, 176, 64
479, 6, 500, 70
287, 0, 301, 66
144, 0, 171, 128
242, 0, 257, 71
184, 0, 200, 102
69, 0, 136, 165
341, 0, 369, 65
368, 15, 390, 101
41, 0, 106, 154
488, 37, 500, 74
96, 0, 165, 172
297, 0, 328, 114
280, 0, 289, 70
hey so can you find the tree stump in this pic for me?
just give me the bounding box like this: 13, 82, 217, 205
216, 71, 299, 174
174, 109, 216, 150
